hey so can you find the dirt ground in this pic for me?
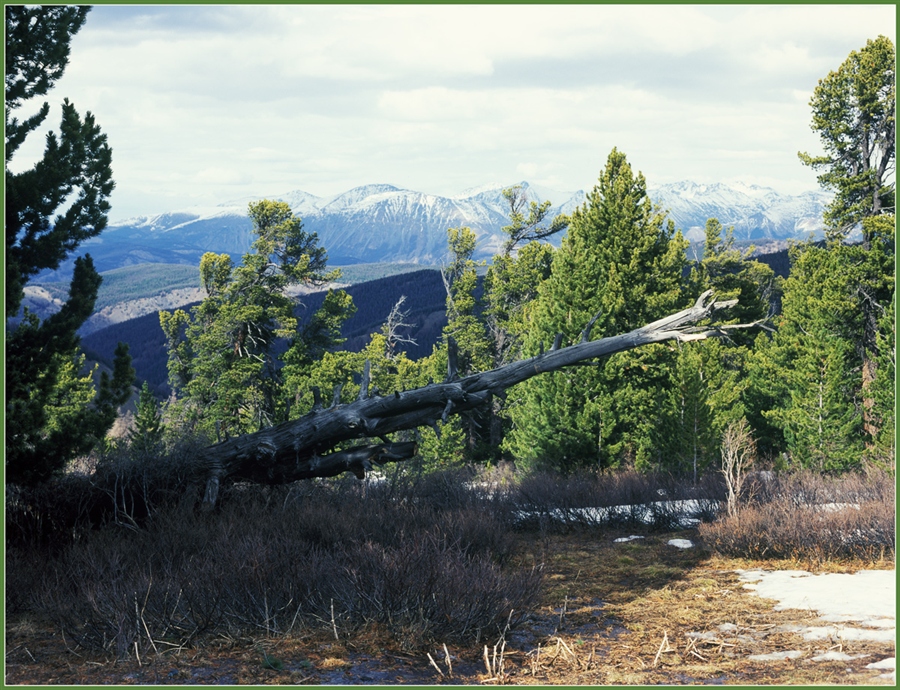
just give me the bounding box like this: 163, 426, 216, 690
5, 528, 895, 685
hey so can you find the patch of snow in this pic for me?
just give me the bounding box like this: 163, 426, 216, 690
686, 631, 720, 641
736, 569, 896, 625
614, 535, 645, 543
865, 657, 895, 670
811, 651, 869, 662
515, 499, 718, 528
866, 657, 896, 681
817, 502, 860, 513
736, 568, 895, 670
749, 650, 804, 661
802, 626, 895, 643
668, 539, 694, 549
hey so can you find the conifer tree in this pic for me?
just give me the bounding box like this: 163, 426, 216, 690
796, 37, 895, 452
6, 6, 133, 485
161, 200, 340, 437
654, 219, 777, 478
129, 382, 164, 455
870, 291, 895, 466
748, 243, 866, 470
798, 35, 895, 238
504, 149, 689, 471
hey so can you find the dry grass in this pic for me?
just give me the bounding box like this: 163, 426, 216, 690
7, 528, 895, 685
6, 465, 894, 684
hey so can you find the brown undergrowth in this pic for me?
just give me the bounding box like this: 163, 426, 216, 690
6, 466, 894, 684
6, 528, 894, 685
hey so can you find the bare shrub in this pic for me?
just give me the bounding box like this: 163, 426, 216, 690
721, 418, 756, 517
9, 467, 539, 658
699, 468, 895, 563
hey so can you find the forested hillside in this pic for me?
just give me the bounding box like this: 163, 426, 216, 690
82, 268, 449, 397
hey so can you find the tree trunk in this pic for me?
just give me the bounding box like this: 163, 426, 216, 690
198, 291, 753, 507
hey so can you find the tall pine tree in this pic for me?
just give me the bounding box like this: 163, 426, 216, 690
6, 7, 133, 484
655, 219, 777, 478
504, 149, 689, 472
748, 243, 866, 470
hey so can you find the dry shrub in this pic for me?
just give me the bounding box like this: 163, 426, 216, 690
8, 468, 539, 658
699, 468, 895, 563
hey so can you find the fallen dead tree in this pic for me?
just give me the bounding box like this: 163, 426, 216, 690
198, 290, 758, 507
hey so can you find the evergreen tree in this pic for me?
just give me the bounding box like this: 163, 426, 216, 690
654, 218, 778, 477
776, 36, 896, 465
129, 382, 164, 454
495, 184, 569, 258
479, 188, 565, 460
441, 226, 492, 376
798, 35, 895, 238
870, 291, 895, 467
655, 344, 717, 482
748, 242, 867, 470
433, 227, 492, 459
161, 200, 340, 437
5, 7, 133, 485
505, 149, 689, 472
484, 240, 555, 365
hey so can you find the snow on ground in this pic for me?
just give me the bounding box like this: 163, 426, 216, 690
515, 499, 716, 528
737, 568, 896, 680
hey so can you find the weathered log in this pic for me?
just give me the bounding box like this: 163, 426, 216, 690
198, 290, 756, 506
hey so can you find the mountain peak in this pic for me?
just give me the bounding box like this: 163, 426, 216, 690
68, 179, 831, 281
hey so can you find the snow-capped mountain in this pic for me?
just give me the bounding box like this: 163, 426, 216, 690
649, 181, 831, 242
39, 180, 830, 280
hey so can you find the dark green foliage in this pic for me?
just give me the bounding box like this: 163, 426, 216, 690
129, 382, 164, 454
749, 242, 868, 470
161, 200, 346, 435
5, 6, 133, 485
798, 35, 895, 237
869, 290, 895, 464
505, 149, 690, 472
6, 6, 114, 314
653, 219, 778, 477
496, 184, 569, 257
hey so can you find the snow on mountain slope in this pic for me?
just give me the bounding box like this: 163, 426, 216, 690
50, 180, 829, 278
649, 181, 830, 242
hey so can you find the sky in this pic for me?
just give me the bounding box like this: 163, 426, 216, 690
8, 3, 897, 222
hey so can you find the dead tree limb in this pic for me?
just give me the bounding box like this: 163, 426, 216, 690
198, 290, 755, 507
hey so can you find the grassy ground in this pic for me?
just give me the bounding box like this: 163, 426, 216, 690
5, 526, 894, 685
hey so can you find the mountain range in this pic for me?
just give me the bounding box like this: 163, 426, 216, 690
36, 180, 832, 281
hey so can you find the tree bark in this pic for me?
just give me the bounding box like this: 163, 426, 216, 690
198, 290, 754, 507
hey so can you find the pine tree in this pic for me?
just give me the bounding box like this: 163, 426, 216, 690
798, 35, 895, 238
504, 149, 689, 472
870, 291, 895, 467
5, 7, 133, 485
441, 226, 492, 376
748, 242, 866, 470
161, 200, 340, 437
781, 36, 896, 465
129, 382, 164, 455
654, 218, 778, 477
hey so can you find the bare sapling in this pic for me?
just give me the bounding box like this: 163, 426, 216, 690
721, 418, 756, 517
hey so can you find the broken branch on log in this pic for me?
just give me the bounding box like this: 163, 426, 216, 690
197, 290, 757, 507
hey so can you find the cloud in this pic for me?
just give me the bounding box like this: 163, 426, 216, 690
25, 3, 894, 220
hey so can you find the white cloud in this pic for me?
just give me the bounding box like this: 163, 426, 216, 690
16, 3, 894, 220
